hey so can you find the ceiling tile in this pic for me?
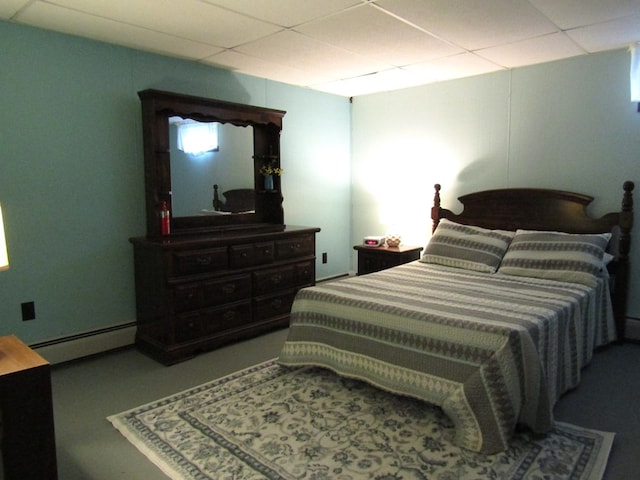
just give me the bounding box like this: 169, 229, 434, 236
203, 50, 334, 86
15, 2, 224, 59
202, 0, 363, 28
529, 0, 640, 29
476, 32, 586, 68
567, 15, 640, 52
377, 0, 559, 50
403, 53, 504, 83
0, 0, 30, 19
313, 68, 423, 97
34, 0, 283, 47
296, 3, 464, 66
234, 30, 390, 79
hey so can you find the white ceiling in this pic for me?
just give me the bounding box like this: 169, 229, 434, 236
3, 0, 640, 97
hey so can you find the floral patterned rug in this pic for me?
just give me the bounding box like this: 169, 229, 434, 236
108, 360, 613, 480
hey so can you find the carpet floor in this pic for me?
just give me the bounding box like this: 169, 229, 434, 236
109, 359, 613, 480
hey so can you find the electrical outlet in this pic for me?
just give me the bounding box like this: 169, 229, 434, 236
21, 301, 36, 321
322, 252, 328, 264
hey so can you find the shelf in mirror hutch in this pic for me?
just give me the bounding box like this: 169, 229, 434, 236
130, 89, 319, 364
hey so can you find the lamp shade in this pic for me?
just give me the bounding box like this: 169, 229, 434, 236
0, 203, 9, 270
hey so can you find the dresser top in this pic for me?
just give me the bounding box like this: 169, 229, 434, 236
130, 224, 321, 248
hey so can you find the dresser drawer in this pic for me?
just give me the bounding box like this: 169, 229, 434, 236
295, 260, 315, 286
201, 301, 252, 336
174, 274, 251, 313
229, 242, 274, 268
253, 265, 296, 295
275, 235, 315, 260
173, 312, 203, 343
355, 246, 423, 275
254, 291, 297, 321
174, 284, 201, 313
172, 247, 228, 275
201, 275, 251, 308
174, 300, 252, 342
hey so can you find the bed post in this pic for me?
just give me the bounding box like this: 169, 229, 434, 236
213, 184, 221, 211
612, 180, 634, 342
431, 184, 441, 233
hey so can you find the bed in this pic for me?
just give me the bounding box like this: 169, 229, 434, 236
279, 181, 634, 454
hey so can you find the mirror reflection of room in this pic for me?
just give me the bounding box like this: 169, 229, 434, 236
169, 118, 254, 217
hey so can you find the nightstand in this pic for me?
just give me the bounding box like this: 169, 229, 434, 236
354, 244, 423, 275
0, 335, 58, 479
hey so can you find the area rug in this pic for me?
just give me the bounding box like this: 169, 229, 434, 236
108, 360, 614, 480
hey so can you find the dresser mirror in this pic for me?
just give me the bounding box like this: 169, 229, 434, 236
169, 120, 254, 217
138, 89, 286, 237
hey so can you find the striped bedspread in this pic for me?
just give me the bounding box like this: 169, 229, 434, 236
278, 261, 616, 453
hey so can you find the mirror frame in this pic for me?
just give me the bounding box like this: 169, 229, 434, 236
138, 89, 286, 237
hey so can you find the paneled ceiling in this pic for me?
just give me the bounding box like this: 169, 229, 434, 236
3, 0, 640, 97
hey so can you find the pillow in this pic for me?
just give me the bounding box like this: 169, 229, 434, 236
420, 219, 515, 273
602, 252, 615, 267
498, 229, 611, 287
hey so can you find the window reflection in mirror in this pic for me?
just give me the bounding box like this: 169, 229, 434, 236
169, 120, 254, 217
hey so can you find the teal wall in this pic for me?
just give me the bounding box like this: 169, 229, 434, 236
352, 49, 640, 318
0, 21, 351, 344
3, 19, 637, 346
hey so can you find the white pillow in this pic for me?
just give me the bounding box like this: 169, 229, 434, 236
421, 219, 515, 273
498, 229, 611, 287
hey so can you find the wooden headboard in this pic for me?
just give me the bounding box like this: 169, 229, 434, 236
431, 181, 635, 341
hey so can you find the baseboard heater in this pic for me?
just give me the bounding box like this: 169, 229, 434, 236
30, 322, 136, 365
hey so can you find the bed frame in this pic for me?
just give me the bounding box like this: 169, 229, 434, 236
431, 181, 635, 341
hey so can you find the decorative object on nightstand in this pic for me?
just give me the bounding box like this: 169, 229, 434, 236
354, 244, 423, 275
385, 234, 402, 247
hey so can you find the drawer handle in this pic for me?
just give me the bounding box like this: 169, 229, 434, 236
262, 249, 271, 256
223, 310, 236, 321
241, 252, 248, 258
222, 284, 236, 294
196, 256, 212, 265
270, 274, 282, 284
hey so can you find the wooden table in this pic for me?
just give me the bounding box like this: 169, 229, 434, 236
0, 335, 58, 479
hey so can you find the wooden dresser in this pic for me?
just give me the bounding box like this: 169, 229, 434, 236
131, 226, 319, 364
132, 90, 320, 363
